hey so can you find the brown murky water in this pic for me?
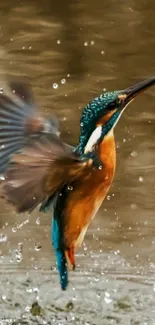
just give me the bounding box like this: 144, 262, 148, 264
0, 1, 155, 324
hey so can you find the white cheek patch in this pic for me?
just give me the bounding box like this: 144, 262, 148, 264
84, 100, 132, 151
84, 125, 102, 153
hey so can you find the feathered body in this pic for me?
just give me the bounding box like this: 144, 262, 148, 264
55, 134, 116, 251
0, 77, 155, 289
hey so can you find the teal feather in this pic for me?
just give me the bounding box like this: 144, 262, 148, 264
39, 194, 68, 290
99, 109, 121, 142
75, 91, 119, 155
52, 215, 68, 290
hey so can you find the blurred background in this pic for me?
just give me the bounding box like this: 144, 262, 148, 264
0, 0, 155, 324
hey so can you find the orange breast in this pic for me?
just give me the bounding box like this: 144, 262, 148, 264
62, 134, 116, 249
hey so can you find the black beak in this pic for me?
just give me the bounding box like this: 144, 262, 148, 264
121, 77, 155, 104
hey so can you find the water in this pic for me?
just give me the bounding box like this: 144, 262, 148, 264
0, 0, 155, 323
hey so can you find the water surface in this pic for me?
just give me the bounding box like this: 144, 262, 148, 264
0, 1, 155, 324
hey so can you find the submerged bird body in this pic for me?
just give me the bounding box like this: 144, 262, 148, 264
0, 78, 155, 289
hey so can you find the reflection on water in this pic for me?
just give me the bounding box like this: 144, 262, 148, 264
1, 0, 155, 323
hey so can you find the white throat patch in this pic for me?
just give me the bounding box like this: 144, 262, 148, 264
84, 125, 102, 153
84, 101, 131, 153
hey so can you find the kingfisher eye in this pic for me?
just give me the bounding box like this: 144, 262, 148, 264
107, 98, 121, 110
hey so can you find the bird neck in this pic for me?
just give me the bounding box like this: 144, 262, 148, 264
74, 127, 116, 173
75, 110, 121, 156
74, 138, 87, 156
97, 131, 116, 167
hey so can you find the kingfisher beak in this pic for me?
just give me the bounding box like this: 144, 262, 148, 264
118, 77, 155, 106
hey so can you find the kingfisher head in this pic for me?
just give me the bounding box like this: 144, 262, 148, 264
75, 77, 155, 155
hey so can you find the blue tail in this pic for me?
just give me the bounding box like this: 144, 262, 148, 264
51, 216, 68, 290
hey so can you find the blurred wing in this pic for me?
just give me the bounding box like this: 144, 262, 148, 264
0, 82, 60, 174
1, 134, 88, 213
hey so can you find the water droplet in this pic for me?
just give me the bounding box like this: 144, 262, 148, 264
107, 195, 111, 200
98, 165, 102, 170
16, 255, 22, 263
67, 74, 70, 78
33, 287, 39, 293
29, 46, 32, 49
130, 203, 137, 210
101, 50, 105, 55
80, 122, 84, 127
2, 295, 6, 301
0, 88, 3, 94
53, 83, 58, 89
90, 40, 95, 45
104, 296, 112, 304
131, 151, 138, 157
0, 174, 5, 180
123, 138, 126, 143
57, 39, 61, 44
18, 242, 23, 253
104, 291, 112, 304
84, 41, 88, 46
139, 176, 144, 182
105, 291, 110, 297
67, 185, 73, 191
114, 250, 120, 255
35, 243, 42, 251
33, 265, 38, 270
36, 217, 40, 225
12, 226, 17, 233
0, 234, 7, 243
25, 305, 31, 312
61, 78, 66, 84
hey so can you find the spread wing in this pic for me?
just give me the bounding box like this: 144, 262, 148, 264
1, 134, 90, 213
0, 81, 59, 174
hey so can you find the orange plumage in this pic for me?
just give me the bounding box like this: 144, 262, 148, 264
0, 77, 155, 289
60, 133, 116, 251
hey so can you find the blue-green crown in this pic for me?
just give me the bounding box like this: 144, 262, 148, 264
75, 91, 119, 155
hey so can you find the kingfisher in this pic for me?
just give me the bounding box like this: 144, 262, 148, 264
0, 78, 154, 290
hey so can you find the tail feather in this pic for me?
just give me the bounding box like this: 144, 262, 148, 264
0, 82, 60, 174
52, 216, 68, 290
